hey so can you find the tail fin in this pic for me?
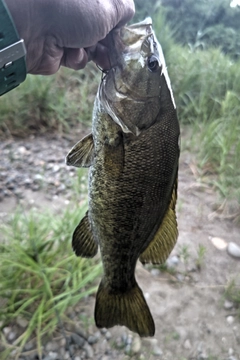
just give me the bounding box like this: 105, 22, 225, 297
94, 280, 155, 337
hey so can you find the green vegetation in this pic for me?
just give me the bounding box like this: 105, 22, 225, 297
161, 0, 240, 60
0, 64, 100, 137
0, 205, 102, 359
225, 278, 240, 316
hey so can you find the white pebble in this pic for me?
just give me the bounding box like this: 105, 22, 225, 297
227, 316, 235, 325
3, 327, 11, 335
224, 300, 234, 310
152, 345, 163, 356
227, 242, 240, 258
131, 336, 141, 354
210, 237, 227, 250
183, 339, 192, 350
151, 268, 160, 276
8, 332, 17, 341
105, 331, 112, 340
18, 146, 28, 155
166, 255, 179, 267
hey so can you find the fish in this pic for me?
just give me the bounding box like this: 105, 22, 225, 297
66, 18, 180, 337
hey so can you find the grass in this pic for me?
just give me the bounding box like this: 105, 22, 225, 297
0, 204, 102, 359
0, 63, 100, 138
225, 278, 240, 317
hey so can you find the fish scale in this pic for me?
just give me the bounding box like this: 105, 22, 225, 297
66, 18, 180, 337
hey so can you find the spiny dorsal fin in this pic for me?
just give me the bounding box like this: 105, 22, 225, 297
66, 133, 94, 168
139, 179, 178, 265
95, 279, 155, 337
72, 211, 98, 258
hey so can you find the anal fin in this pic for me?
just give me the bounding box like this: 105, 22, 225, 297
139, 179, 178, 265
66, 133, 94, 168
72, 211, 98, 258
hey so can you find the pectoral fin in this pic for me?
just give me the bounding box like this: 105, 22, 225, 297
139, 180, 178, 265
66, 133, 94, 167
72, 211, 98, 258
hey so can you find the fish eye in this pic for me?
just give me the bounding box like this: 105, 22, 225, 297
147, 55, 159, 72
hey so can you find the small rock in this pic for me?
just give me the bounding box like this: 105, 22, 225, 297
224, 300, 234, 310
139, 355, 145, 360
227, 242, 240, 258
131, 336, 141, 354
88, 335, 99, 345
70, 333, 85, 347
115, 336, 125, 349
60, 338, 67, 347
3, 326, 11, 336
166, 255, 179, 267
99, 339, 108, 353
184, 339, 192, 350
8, 331, 17, 341
228, 348, 234, 356
43, 352, 58, 360
33, 174, 43, 181
152, 345, 163, 356
210, 237, 227, 250
75, 327, 87, 339
52, 165, 60, 173
151, 268, 160, 276
45, 341, 59, 352
63, 351, 70, 360
83, 343, 94, 359
125, 344, 132, 355
198, 353, 208, 360
105, 331, 112, 340
18, 146, 28, 155
23, 340, 35, 351
144, 292, 150, 300
121, 332, 128, 344
176, 273, 184, 282
100, 328, 108, 335
227, 316, 235, 325
74, 357, 81, 360
126, 334, 133, 345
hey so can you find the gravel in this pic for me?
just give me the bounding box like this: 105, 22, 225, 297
0, 135, 84, 206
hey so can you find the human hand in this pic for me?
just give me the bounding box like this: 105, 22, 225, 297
5, 0, 135, 75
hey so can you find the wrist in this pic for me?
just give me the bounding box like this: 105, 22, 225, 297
0, 0, 27, 96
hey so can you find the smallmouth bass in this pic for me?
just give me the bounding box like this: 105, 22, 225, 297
66, 18, 180, 337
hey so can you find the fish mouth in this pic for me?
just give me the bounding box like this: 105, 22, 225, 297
98, 19, 159, 135
99, 18, 176, 135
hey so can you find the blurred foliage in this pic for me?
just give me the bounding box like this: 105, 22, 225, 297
0, 64, 100, 138
160, 0, 240, 59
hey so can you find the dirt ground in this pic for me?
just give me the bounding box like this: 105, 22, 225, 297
0, 131, 240, 360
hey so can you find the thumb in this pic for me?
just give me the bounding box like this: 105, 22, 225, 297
61, 48, 89, 70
